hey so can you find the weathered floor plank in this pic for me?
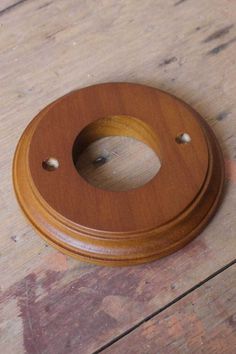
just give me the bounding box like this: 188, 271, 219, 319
103, 264, 236, 354
0, 0, 236, 353
0, 0, 29, 15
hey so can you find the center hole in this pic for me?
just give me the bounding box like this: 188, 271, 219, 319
75, 136, 161, 192
72, 116, 161, 192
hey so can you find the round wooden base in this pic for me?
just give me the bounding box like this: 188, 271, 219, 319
13, 83, 224, 266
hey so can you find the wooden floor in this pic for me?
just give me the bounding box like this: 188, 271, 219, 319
1, 1, 236, 353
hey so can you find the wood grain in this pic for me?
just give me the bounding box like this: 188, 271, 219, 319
103, 264, 236, 354
0, 0, 236, 352
0, 0, 26, 14
13, 83, 224, 265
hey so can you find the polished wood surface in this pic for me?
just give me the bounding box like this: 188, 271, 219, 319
13, 83, 224, 265
1, 0, 236, 353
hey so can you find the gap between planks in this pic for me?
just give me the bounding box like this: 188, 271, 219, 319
93, 258, 236, 354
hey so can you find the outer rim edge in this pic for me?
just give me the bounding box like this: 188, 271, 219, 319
12, 86, 225, 266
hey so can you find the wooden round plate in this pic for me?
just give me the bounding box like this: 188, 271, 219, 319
13, 83, 224, 266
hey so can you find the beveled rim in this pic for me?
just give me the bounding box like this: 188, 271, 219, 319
13, 83, 225, 265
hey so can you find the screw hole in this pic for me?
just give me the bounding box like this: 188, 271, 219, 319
42, 158, 59, 171
93, 156, 107, 166
175, 133, 191, 144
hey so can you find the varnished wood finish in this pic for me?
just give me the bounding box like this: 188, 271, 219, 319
13, 83, 224, 265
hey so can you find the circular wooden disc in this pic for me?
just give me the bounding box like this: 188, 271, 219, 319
13, 83, 224, 266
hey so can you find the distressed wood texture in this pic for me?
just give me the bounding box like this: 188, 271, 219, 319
0, 0, 236, 353
103, 265, 236, 354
